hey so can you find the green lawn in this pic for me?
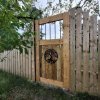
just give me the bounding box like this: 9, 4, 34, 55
0, 70, 100, 100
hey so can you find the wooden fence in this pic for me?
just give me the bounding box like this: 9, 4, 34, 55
0, 8, 100, 96
0, 47, 35, 81
70, 8, 100, 95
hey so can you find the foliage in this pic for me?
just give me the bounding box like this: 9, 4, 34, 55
0, 0, 42, 53
0, 70, 100, 100
43, 0, 99, 17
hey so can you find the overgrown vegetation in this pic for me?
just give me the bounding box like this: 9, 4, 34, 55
0, 0, 42, 54
0, 70, 100, 100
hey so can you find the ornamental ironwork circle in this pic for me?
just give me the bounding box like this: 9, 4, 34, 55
44, 49, 58, 64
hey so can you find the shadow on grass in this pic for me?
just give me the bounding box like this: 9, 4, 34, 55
0, 70, 100, 100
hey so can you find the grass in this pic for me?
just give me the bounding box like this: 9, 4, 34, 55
0, 70, 100, 100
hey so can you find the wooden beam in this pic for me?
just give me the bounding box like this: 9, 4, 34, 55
39, 39, 63, 45
38, 13, 66, 24
40, 77, 63, 88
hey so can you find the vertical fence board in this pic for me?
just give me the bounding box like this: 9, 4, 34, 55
57, 46, 62, 81
41, 46, 46, 78
20, 51, 23, 77
83, 11, 89, 92
69, 8, 76, 91
26, 50, 29, 78
36, 20, 40, 81
98, 20, 100, 95
76, 8, 82, 91
63, 13, 70, 88
32, 39, 35, 81
17, 50, 20, 75
90, 15, 97, 94
28, 48, 32, 80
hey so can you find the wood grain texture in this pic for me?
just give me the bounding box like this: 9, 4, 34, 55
40, 39, 63, 45
90, 15, 97, 94
69, 8, 76, 91
35, 20, 40, 81
63, 12, 70, 88
75, 8, 82, 92
40, 77, 63, 88
83, 11, 89, 92
98, 20, 100, 95
38, 13, 65, 24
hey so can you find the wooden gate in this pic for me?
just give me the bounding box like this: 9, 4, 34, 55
35, 12, 70, 89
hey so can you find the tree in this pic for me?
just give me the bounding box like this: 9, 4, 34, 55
0, 0, 42, 53
43, 0, 99, 17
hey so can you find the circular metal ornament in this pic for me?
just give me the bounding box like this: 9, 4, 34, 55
44, 49, 58, 64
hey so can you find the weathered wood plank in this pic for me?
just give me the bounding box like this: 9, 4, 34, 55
56, 46, 62, 81
28, 48, 32, 80
90, 15, 97, 94
83, 11, 89, 92
36, 20, 40, 81
41, 46, 46, 78
69, 8, 76, 91
17, 50, 20, 75
31, 21, 35, 81
40, 39, 63, 45
23, 49, 26, 77
98, 20, 100, 95
75, 8, 82, 91
63, 12, 70, 88
25, 49, 29, 78
20, 50, 23, 76
38, 13, 65, 24
40, 77, 63, 88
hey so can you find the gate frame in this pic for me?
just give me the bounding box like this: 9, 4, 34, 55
35, 12, 70, 89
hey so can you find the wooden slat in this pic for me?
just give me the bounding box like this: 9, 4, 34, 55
17, 50, 20, 75
90, 15, 97, 94
15, 49, 18, 75
10, 51, 12, 73
39, 39, 63, 45
36, 20, 40, 81
38, 13, 65, 24
14, 50, 16, 75
75, 8, 82, 91
83, 11, 89, 92
23, 49, 26, 77
41, 46, 46, 78
5, 51, 7, 71
69, 8, 76, 91
40, 77, 63, 88
63, 12, 70, 88
10, 50, 13, 73
31, 21, 35, 81
48, 46, 53, 79
98, 20, 100, 95
45, 47, 49, 79
25, 50, 29, 78
28, 48, 32, 80
20, 50, 23, 76
56, 46, 62, 81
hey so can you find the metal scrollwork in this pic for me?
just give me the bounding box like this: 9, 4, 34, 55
44, 49, 58, 64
